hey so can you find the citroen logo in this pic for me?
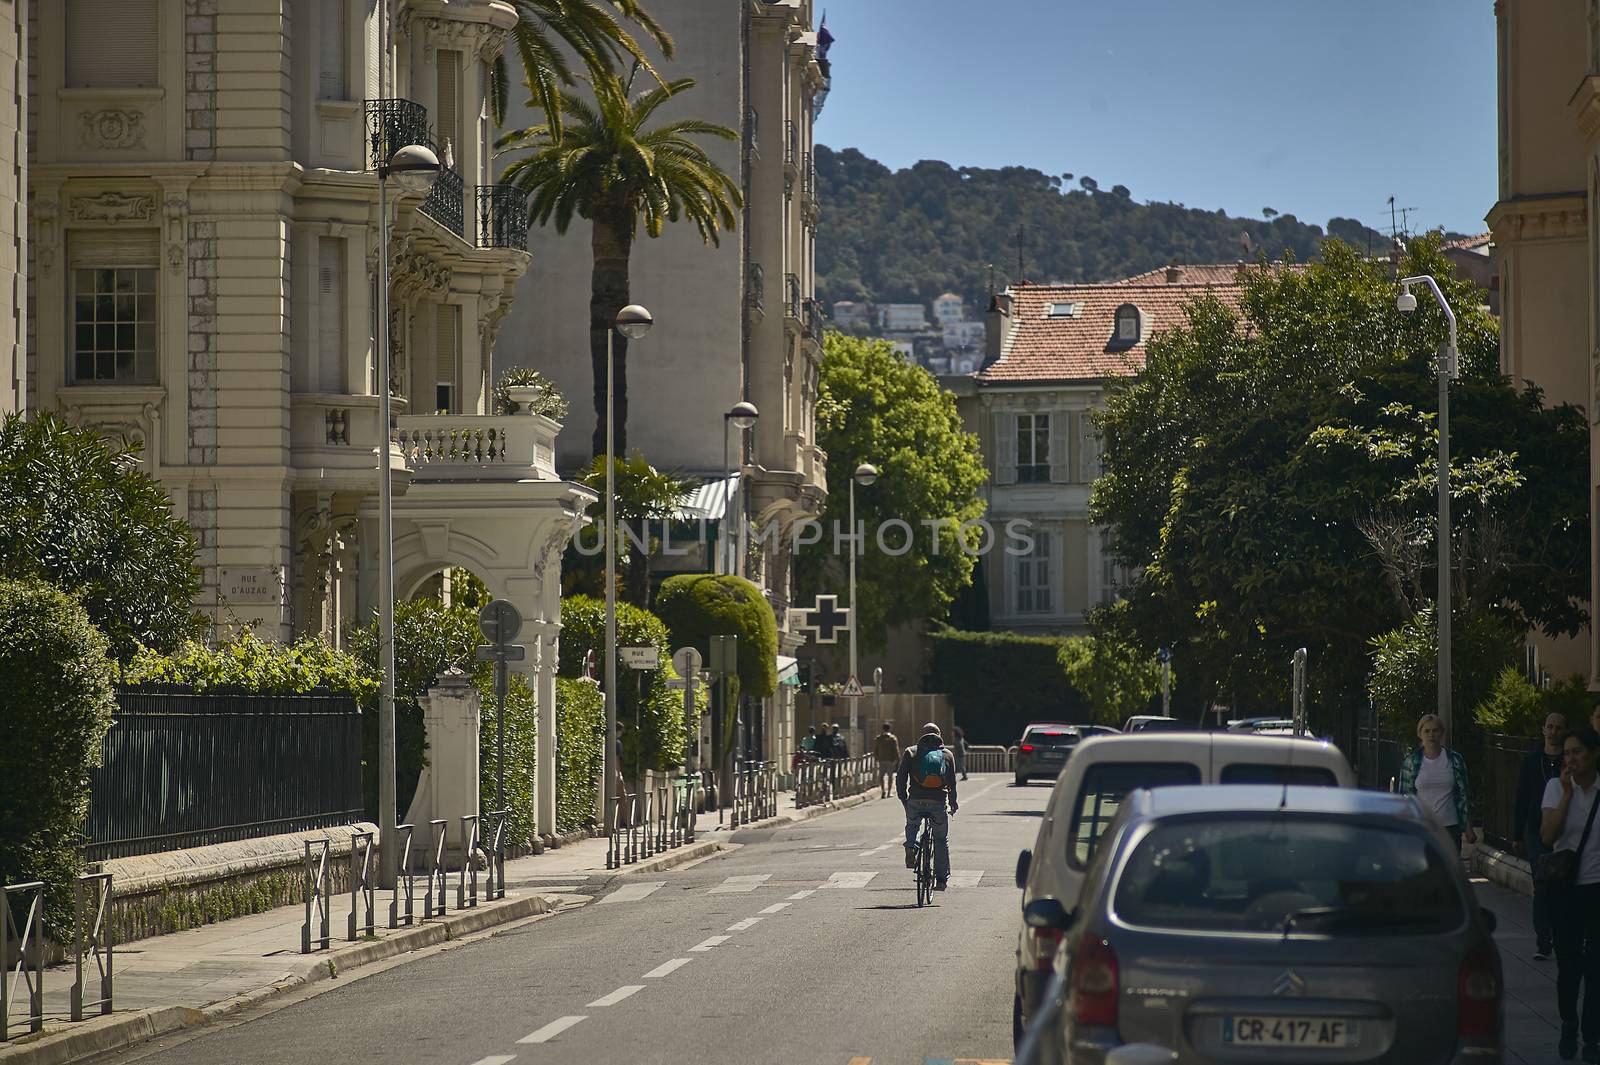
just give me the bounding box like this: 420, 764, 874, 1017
1273, 970, 1306, 997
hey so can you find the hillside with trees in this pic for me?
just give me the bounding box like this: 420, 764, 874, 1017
815, 145, 1390, 312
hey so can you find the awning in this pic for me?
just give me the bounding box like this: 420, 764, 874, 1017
672, 473, 739, 522
776, 655, 800, 687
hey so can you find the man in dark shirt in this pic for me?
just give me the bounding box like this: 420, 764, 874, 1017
897, 723, 959, 890
1516, 712, 1567, 960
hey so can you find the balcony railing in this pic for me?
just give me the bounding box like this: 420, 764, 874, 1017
784, 273, 801, 319
394, 412, 558, 482
421, 166, 465, 239
476, 184, 528, 250
803, 297, 825, 339
785, 119, 797, 165
802, 151, 815, 197
365, 98, 429, 171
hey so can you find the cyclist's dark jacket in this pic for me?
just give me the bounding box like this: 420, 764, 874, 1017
896, 732, 957, 803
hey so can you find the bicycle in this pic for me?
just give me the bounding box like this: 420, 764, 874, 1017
913, 812, 936, 907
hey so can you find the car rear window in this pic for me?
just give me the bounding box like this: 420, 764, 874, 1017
1025, 731, 1079, 748
1067, 762, 1202, 868
1134, 718, 1189, 732
1113, 817, 1466, 935
1219, 764, 1339, 786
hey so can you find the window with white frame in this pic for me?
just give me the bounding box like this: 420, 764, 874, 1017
318, 0, 348, 99
1113, 303, 1142, 346
1016, 530, 1052, 614
70, 231, 160, 385
435, 304, 460, 413
1016, 412, 1050, 483
67, 0, 158, 88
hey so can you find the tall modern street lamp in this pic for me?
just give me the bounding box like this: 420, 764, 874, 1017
847, 462, 878, 689
1398, 274, 1459, 738
372, 35, 441, 889
603, 304, 654, 836
721, 401, 759, 575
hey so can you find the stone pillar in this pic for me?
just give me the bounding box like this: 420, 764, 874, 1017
535, 622, 558, 839
402, 670, 480, 862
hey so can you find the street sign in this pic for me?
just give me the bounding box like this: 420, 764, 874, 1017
840, 674, 866, 698
583, 649, 597, 680
708, 634, 737, 674
671, 646, 703, 678
621, 645, 659, 670
478, 599, 522, 646
798, 595, 850, 644
476, 644, 526, 662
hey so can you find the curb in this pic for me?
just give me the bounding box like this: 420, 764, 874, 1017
614, 838, 726, 875
1472, 841, 1533, 898
708, 790, 880, 835
0, 891, 579, 1065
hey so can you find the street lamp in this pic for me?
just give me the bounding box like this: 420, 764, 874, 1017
721, 401, 759, 575
1398, 274, 1459, 739
603, 304, 653, 836
374, 139, 441, 890
847, 462, 878, 692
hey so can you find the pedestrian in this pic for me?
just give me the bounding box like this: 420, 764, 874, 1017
1541, 726, 1600, 1061
1399, 713, 1477, 853
801, 726, 816, 756
830, 723, 849, 759
953, 724, 969, 780
873, 722, 900, 798
1518, 712, 1568, 960
1590, 702, 1600, 737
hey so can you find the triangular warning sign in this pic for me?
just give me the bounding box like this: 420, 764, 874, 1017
841, 674, 865, 698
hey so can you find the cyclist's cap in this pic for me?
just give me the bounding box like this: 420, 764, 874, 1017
921, 722, 941, 737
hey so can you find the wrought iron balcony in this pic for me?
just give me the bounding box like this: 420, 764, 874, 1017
420, 166, 465, 239
802, 151, 815, 197
785, 273, 801, 319
785, 119, 798, 166
476, 184, 528, 250
364, 98, 430, 171
803, 297, 825, 339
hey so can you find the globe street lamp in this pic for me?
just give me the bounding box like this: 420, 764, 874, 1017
722, 402, 759, 575
1398, 274, 1459, 739
847, 462, 878, 697
374, 137, 440, 890
604, 304, 653, 836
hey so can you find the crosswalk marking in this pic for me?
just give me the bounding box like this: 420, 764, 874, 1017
586, 985, 645, 1007
642, 958, 692, 978
824, 871, 878, 889
946, 870, 984, 889
726, 917, 763, 931
690, 935, 730, 951
598, 881, 665, 904
467, 1057, 517, 1065
517, 1016, 587, 1043
858, 844, 892, 857
758, 902, 791, 914
708, 874, 771, 894
787, 889, 816, 900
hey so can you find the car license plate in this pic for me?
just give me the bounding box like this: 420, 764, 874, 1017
1223, 1016, 1357, 1047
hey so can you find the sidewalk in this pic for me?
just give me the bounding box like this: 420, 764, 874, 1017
0, 786, 882, 1065
1474, 876, 1567, 1065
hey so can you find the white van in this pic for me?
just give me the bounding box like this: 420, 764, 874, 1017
1008, 732, 1355, 1047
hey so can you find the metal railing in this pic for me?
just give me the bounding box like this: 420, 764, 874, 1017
794, 754, 878, 808
785, 273, 801, 319
389, 823, 415, 929
1479, 733, 1539, 851
425, 819, 449, 919
71, 873, 113, 1021
965, 745, 1014, 773
1, 881, 43, 1040
802, 150, 815, 196
300, 838, 331, 954
365, 98, 429, 171
421, 165, 466, 239
346, 831, 375, 941
1355, 726, 1406, 794
475, 184, 528, 250
606, 775, 701, 868
785, 118, 797, 165
457, 814, 480, 910
729, 760, 778, 827
802, 297, 825, 339
483, 810, 508, 902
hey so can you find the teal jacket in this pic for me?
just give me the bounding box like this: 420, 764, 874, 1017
1398, 746, 1472, 828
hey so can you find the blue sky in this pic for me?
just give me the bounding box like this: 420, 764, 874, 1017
816, 0, 1495, 236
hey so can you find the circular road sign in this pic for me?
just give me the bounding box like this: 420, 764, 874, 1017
478, 599, 523, 646
672, 645, 703, 678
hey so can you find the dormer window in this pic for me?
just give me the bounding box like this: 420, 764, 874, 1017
1046, 301, 1080, 318
1112, 303, 1142, 347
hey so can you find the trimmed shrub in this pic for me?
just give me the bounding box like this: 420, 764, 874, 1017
556, 677, 604, 833
124, 632, 376, 700
927, 628, 1083, 743
557, 595, 686, 772
0, 579, 118, 936
653, 574, 779, 698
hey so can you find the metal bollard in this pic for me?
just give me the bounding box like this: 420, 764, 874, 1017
484, 810, 507, 901
425, 819, 448, 919
458, 814, 480, 909
658, 782, 670, 850
300, 838, 331, 953
346, 830, 375, 941
71, 873, 113, 1022
1, 880, 44, 1040
389, 824, 415, 928
641, 789, 655, 859
606, 794, 622, 869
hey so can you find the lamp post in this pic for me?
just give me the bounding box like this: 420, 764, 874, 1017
1398, 274, 1459, 738
373, 131, 440, 889
847, 462, 878, 689
721, 402, 759, 575
603, 304, 654, 836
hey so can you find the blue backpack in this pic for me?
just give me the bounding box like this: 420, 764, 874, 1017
912, 746, 950, 790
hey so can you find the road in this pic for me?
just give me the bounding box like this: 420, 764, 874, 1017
102, 773, 1036, 1065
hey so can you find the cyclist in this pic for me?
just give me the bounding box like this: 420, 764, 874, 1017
873, 723, 900, 798
897, 722, 958, 890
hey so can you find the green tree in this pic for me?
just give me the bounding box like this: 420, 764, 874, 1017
556, 594, 685, 772
572, 453, 693, 606
498, 72, 741, 457
799, 333, 987, 649
0, 412, 201, 663
1061, 604, 1163, 726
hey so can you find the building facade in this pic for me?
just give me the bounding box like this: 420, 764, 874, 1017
1, 0, 21, 415
1490, 0, 1592, 682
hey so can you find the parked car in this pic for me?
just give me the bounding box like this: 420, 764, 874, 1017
1077, 725, 1120, 739
1225, 715, 1294, 732
1029, 785, 1502, 1064
1119, 715, 1189, 733
1014, 723, 1083, 786
1011, 732, 1355, 1048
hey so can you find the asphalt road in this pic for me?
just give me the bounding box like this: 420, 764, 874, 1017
103, 773, 1040, 1065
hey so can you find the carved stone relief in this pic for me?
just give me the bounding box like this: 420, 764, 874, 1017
79, 109, 147, 151
69, 191, 156, 225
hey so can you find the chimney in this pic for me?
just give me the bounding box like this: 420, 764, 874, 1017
1165, 260, 1184, 284
984, 291, 1012, 363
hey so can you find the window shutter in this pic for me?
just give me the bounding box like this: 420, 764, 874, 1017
69, 229, 159, 267
317, 237, 345, 392
1049, 411, 1071, 483
1079, 416, 1101, 482
67, 0, 158, 88
435, 304, 459, 411
319, 0, 347, 99
436, 51, 461, 163
995, 411, 1017, 485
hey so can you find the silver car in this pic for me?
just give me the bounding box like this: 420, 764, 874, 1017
1028, 785, 1502, 1064
1015, 723, 1082, 785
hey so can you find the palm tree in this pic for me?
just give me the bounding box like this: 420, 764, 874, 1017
497, 71, 742, 458
577, 453, 694, 606
488, 0, 674, 136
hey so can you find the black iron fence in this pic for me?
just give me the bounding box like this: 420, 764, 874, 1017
364, 98, 429, 171
421, 166, 465, 239
84, 686, 363, 860
1480, 732, 1537, 851
475, 184, 528, 250
785, 272, 801, 319
1354, 726, 1405, 793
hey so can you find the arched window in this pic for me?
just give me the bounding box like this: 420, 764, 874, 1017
1112, 304, 1142, 347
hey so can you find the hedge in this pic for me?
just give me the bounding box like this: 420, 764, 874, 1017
557, 595, 686, 772
556, 677, 604, 833
0, 579, 118, 937
927, 628, 1085, 744
653, 574, 778, 698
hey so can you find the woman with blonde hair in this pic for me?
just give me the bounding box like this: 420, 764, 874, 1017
1399, 713, 1477, 851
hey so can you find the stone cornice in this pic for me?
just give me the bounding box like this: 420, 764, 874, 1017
1486, 193, 1587, 243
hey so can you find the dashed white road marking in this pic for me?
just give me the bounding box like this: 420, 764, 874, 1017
708, 874, 771, 894
787, 889, 816, 900
858, 843, 892, 857
886, 834, 908, 845
586, 985, 645, 1007
642, 958, 693, 978
758, 902, 791, 914
598, 881, 665, 904
824, 871, 878, 889
946, 870, 984, 889
517, 1016, 587, 1043
726, 917, 763, 931
468, 1057, 517, 1065
689, 935, 730, 951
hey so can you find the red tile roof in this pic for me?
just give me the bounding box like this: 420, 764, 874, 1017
975, 275, 1248, 383
1114, 262, 1259, 286
1442, 232, 1492, 252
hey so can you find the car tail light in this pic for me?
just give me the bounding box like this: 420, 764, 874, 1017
1457, 945, 1501, 1039
1019, 743, 1035, 753
1070, 935, 1119, 1028
1027, 924, 1063, 969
